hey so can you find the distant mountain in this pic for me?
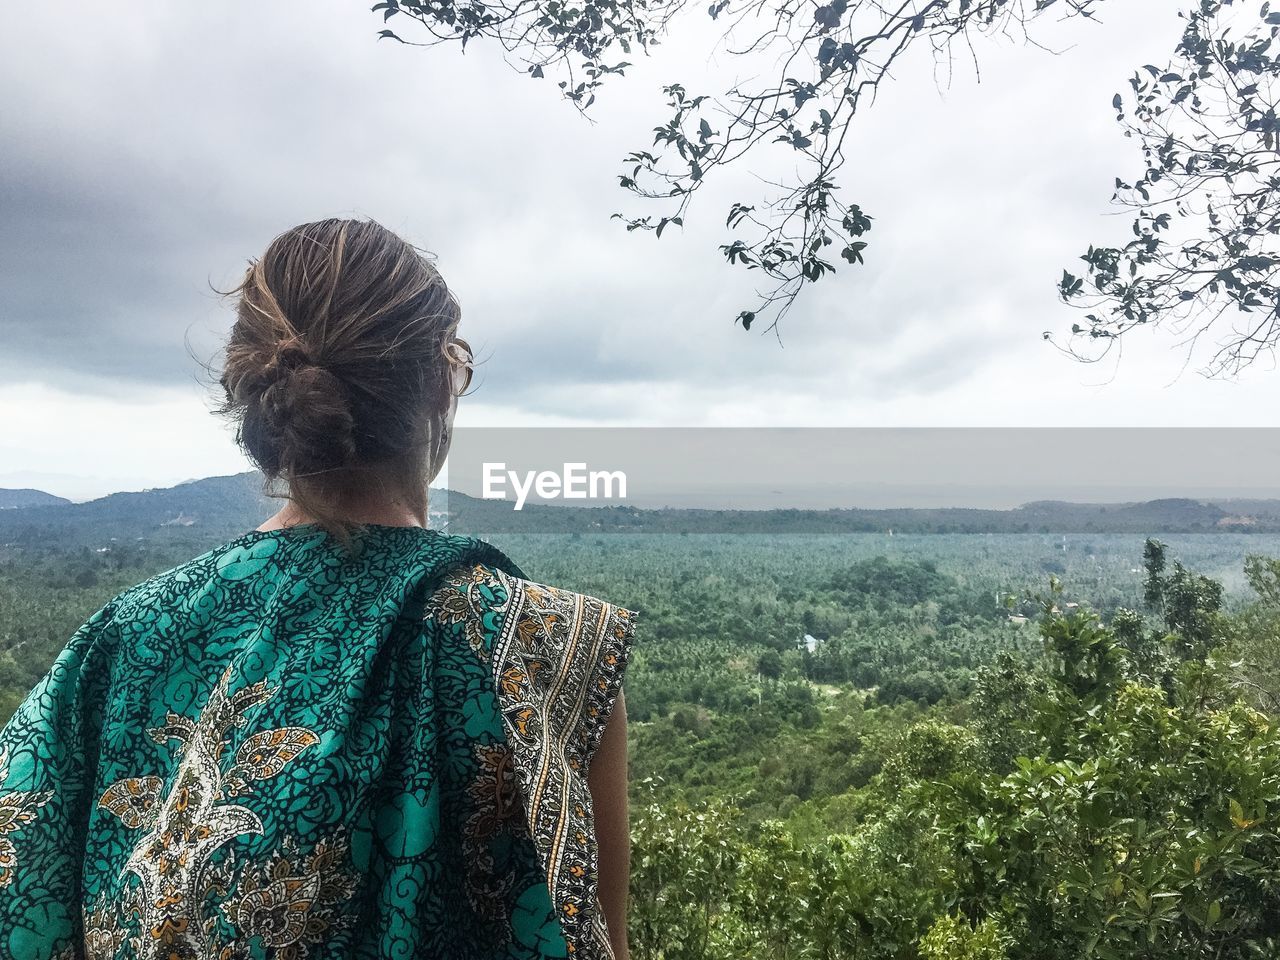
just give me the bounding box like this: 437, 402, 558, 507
1207, 498, 1280, 520
0, 488, 72, 510
0, 473, 276, 548
2, 473, 1278, 549
1013, 498, 1230, 530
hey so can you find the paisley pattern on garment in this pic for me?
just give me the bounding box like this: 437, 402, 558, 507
87, 664, 343, 960
427, 567, 635, 960
0, 747, 54, 891
0, 524, 636, 960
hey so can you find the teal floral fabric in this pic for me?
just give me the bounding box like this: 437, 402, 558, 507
0, 524, 635, 960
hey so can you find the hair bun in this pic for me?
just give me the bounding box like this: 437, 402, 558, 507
261, 338, 315, 382
253, 360, 357, 476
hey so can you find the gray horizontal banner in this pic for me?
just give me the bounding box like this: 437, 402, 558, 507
434, 427, 1280, 534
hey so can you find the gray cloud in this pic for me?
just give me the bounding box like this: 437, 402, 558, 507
0, 0, 1192, 424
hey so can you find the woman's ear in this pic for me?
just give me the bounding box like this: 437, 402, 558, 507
446, 338, 474, 397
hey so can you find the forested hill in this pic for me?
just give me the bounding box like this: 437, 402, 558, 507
0, 473, 277, 550
2, 471, 1278, 546
447, 493, 1271, 535
0, 488, 70, 510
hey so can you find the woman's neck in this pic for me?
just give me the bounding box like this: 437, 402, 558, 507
256, 497, 428, 532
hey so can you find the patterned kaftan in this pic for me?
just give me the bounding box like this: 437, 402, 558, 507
0, 524, 635, 960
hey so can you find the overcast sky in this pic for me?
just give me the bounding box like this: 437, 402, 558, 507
4, 0, 1279, 501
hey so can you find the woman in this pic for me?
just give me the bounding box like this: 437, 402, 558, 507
0, 219, 635, 960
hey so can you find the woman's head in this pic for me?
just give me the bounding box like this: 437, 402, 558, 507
216, 218, 471, 546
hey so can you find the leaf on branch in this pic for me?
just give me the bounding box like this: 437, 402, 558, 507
1064, 1, 1280, 375
368, 0, 1109, 338
814, 3, 845, 30
726, 204, 755, 229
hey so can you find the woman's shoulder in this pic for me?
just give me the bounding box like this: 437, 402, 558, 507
426, 561, 639, 656
424, 560, 637, 959
424, 559, 638, 745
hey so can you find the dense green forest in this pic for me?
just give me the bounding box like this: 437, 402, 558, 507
3, 529, 1280, 957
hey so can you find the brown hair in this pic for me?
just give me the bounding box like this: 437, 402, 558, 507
215, 218, 472, 551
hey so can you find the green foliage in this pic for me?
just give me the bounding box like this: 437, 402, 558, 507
630, 789, 745, 960
919, 914, 1009, 960
881, 719, 978, 791
9, 529, 1280, 956
623, 540, 1280, 959
1226, 553, 1280, 713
